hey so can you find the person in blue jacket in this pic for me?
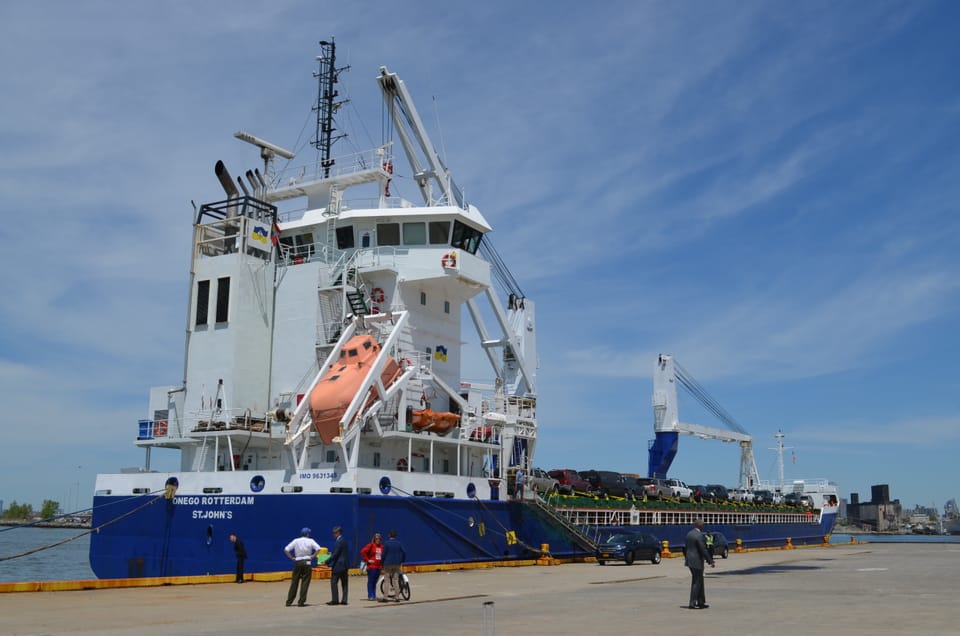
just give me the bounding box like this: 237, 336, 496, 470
326, 525, 350, 605
380, 529, 407, 602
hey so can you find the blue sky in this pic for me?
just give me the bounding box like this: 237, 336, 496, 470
1, 2, 958, 515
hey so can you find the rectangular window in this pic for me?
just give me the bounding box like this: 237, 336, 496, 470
402, 222, 426, 245
429, 221, 451, 245
444, 301, 450, 314
196, 280, 210, 326
373, 452, 381, 468
420, 291, 427, 306
377, 222, 400, 246
215, 277, 230, 323
336, 226, 355, 249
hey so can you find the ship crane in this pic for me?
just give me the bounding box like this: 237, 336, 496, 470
650, 354, 760, 488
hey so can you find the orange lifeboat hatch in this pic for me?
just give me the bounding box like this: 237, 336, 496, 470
411, 409, 460, 436
309, 335, 402, 444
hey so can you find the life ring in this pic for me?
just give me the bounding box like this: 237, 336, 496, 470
396, 458, 408, 471
383, 161, 393, 175
441, 252, 457, 268
400, 357, 412, 367
155, 420, 168, 436
370, 287, 385, 303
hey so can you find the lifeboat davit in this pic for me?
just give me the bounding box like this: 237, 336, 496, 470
309, 334, 402, 444
411, 409, 460, 436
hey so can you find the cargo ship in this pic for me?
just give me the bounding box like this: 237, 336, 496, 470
90, 44, 837, 578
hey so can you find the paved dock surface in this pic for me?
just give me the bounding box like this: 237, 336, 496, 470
3, 543, 959, 635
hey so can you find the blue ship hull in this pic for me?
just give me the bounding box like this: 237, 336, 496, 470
89, 492, 836, 579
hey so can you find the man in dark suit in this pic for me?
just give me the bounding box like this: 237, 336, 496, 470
684, 518, 715, 609
326, 525, 350, 605
229, 533, 247, 583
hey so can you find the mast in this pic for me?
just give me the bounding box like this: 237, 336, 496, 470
313, 38, 350, 177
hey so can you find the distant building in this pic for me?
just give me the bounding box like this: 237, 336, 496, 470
846, 484, 902, 532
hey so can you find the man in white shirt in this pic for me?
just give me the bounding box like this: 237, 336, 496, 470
284, 527, 321, 607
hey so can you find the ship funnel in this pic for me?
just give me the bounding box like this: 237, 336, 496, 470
244, 170, 259, 198
215, 160, 239, 219
236, 175, 250, 196
215, 160, 239, 198
254, 168, 268, 190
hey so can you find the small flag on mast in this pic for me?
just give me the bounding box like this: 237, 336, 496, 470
791, 451, 796, 464
271, 219, 281, 246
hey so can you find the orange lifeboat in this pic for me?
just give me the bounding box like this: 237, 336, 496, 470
411, 409, 460, 436
309, 334, 402, 444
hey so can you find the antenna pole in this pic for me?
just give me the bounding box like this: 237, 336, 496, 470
313, 38, 350, 178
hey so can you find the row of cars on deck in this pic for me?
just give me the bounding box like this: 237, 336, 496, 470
519, 468, 815, 508
596, 530, 731, 566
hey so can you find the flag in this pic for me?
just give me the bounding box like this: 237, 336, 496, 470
792, 451, 796, 464
271, 219, 281, 246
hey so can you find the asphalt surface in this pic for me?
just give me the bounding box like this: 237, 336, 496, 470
2, 543, 958, 635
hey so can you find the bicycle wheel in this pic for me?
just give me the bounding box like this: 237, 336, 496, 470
400, 577, 411, 601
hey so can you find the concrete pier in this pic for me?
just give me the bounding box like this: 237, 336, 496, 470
2, 543, 958, 635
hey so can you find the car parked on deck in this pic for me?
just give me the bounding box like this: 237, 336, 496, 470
635, 477, 669, 500
663, 478, 693, 501
526, 467, 560, 495
596, 532, 663, 565
548, 469, 593, 496
706, 484, 729, 502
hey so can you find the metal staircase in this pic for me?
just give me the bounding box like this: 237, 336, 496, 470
529, 496, 599, 553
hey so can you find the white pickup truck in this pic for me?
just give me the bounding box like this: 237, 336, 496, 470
663, 478, 693, 501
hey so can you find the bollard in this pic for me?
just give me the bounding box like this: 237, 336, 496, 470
483, 600, 496, 636
661, 540, 671, 557
785, 537, 794, 549
735, 538, 743, 553
536, 543, 557, 566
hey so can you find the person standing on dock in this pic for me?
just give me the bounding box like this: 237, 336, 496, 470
284, 527, 321, 607
360, 533, 384, 600
229, 533, 247, 583
684, 518, 715, 609
380, 529, 407, 602
326, 525, 350, 605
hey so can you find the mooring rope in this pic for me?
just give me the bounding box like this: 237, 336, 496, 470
0, 491, 165, 562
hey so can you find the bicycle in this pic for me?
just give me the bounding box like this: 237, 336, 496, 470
378, 571, 411, 601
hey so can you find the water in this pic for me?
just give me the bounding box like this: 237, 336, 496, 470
0, 526, 94, 582
830, 532, 960, 544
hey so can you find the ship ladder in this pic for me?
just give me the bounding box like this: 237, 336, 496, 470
529, 496, 598, 553
345, 289, 369, 316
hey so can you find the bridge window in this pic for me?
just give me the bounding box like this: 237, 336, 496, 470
402, 222, 426, 245
336, 226, 354, 249
377, 222, 400, 246
429, 221, 450, 244
451, 220, 482, 254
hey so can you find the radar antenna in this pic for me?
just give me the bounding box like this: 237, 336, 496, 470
313, 38, 350, 177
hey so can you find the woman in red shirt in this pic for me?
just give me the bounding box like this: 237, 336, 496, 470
360, 533, 384, 600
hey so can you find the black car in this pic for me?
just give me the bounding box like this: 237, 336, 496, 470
705, 484, 729, 502
681, 531, 731, 559
596, 532, 662, 565
580, 470, 637, 499
705, 531, 730, 559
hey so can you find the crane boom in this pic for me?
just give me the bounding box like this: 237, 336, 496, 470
376, 66, 464, 208
650, 354, 760, 487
